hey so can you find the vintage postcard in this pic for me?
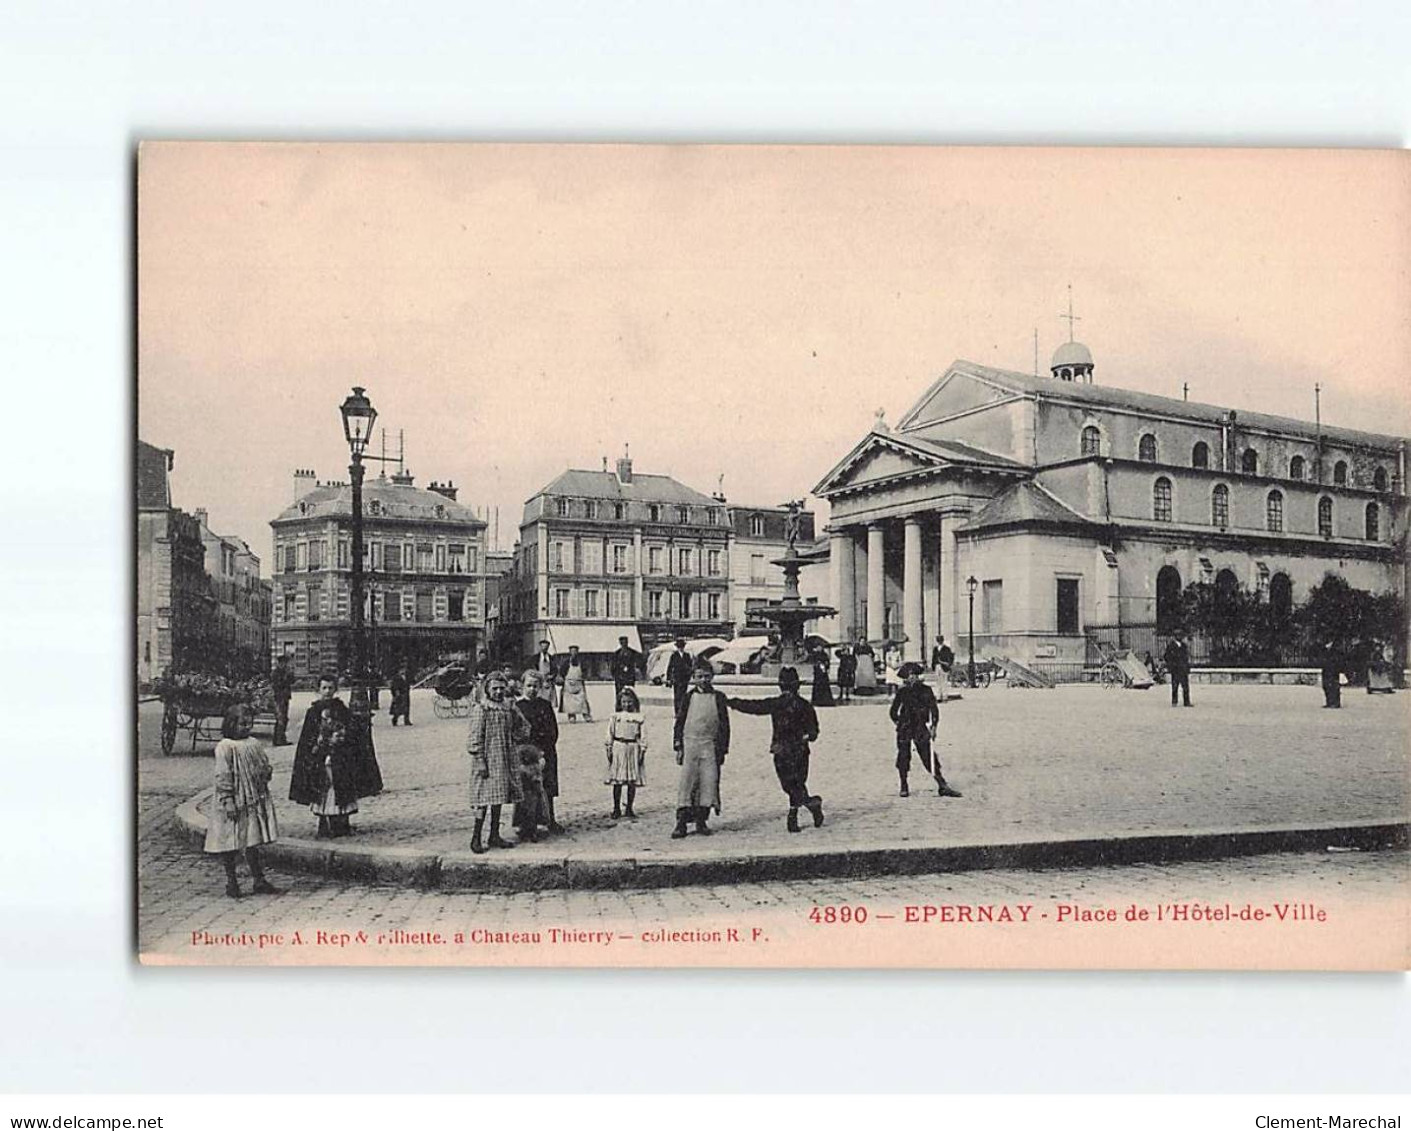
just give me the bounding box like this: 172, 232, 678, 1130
136, 143, 1409, 968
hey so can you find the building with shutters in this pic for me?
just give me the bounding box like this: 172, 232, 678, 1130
730, 504, 817, 633
812, 338, 1408, 680
502, 451, 735, 675
270, 468, 488, 683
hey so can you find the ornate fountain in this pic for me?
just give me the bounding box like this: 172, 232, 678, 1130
755, 500, 837, 675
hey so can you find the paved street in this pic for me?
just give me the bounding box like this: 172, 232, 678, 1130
139, 681, 1409, 862
138, 682, 1410, 964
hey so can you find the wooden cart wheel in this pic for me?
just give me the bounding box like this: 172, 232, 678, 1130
434, 697, 451, 719
1101, 662, 1123, 689
160, 702, 178, 755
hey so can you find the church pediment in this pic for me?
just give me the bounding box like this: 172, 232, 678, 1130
897, 363, 1025, 430
813, 432, 947, 496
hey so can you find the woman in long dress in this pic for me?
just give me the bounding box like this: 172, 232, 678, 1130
810, 647, 835, 707
560, 646, 592, 722
205, 704, 280, 898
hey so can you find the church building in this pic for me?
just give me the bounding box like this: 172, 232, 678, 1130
812, 336, 1408, 679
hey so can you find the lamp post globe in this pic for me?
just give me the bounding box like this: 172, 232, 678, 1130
966, 574, 978, 689
340, 386, 377, 456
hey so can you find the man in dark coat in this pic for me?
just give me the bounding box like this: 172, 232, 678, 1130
665, 637, 693, 717
289, 673, 384, 837
388, 666, 412, 726
270, 653, 294, 746
930, 635, 955, 703
1319, 639, 1343, 708
611, 636, 639, 700
1163, 630, 1193, 708
890, 663, 961, 798
726, 666, 824, 832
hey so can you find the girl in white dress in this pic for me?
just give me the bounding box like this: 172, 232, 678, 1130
205, 704, 280, 898
603, 687, 647, 819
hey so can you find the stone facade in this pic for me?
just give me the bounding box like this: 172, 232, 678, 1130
814, 351, 1408, 675
270, 469, 487, 683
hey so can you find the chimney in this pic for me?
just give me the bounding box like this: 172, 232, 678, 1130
294, 467, 316, 501
391, 468, 415, 486
428, 480, 458, 502
616, 444, 633, 484
194, 507, 208, 528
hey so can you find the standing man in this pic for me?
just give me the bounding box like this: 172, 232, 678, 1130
388, 665, 411, 726
535, 640, 557, 705
611, 635, 639, 702
1163, 629, 1193, 708
270, 652, 294, 746
1319, 639, 1343, 708
930, 634, 954, 704
726, 667, 824, 833
836, 645, 856, 705
671, 660, 730, 838
665, 637, 693, 717
890, 663, 961, 799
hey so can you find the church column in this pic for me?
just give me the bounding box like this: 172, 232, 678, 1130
830, 528, 856, 642
866, 523, 885, 643
903, 517, 922, 663
935, 511, 961, 645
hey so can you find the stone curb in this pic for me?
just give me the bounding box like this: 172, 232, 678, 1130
173, 789, 1408, 892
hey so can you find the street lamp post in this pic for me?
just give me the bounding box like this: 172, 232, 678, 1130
966, 575, 978, 689
340, 386, 378, 724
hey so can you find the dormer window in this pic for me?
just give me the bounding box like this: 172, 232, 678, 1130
555, 498, 569, 517
648, 504, 661, 523
368, 499, 382, 516
1138, 434, 1158, 463
614, 502, 626, 520
584, 500, 597, 520
677, 505, 691, 524
750, 514, 765, 537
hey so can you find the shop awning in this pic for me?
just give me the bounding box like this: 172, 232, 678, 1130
546, 624, 643, 655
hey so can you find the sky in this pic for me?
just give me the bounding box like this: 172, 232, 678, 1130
137, 144, 1411, 565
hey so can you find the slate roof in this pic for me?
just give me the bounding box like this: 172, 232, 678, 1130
908, 360, 1405, 451
961, 480, 1095, 533
137, 440, 172, 511
273, 476, 485, 526
533, 468, 720, 507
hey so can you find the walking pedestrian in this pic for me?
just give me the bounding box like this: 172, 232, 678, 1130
516, 670, 565, 834
1320, 640, 1343, 708
1163, 630, 1193, 708
388, 665, 412, 726
466, 671, 528, 853
611, 635, 640, 701
665, 637, 693, 718
835, 645, 856, 704
930, 635, 954, 705
890, 662, 961, 799
559, 645, 593, 722
604, 686, 647, 820
671, 660, 730, 838
726, 666, 824, 833
270, 653, 294, 746
289, 673, 383, 838
205, 703, 280, 898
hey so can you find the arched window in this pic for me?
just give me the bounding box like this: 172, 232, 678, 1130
1366, 502, 1380, 541
1241, 448, 1259, 475
1138, 433, 1158, 463
1156, 565, 1182, 633
1333, 460, 1348, 486
1289, 455, 1305, 481
1215, 568, 1239, 616
1318, 496, 1333, 538
1373, 466, 1389, 492
1269, 573, 1293, 621
1211, 483, 1230, 528
1153, 477, 1173, 522
1266, 490, 1284, 533
1191, 441, 1209, 469
1081, 425, 1101, 457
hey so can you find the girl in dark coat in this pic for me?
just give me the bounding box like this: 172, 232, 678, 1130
289, 674, 384, 838
515, 669, 565, 834
810, 647, 835, 707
